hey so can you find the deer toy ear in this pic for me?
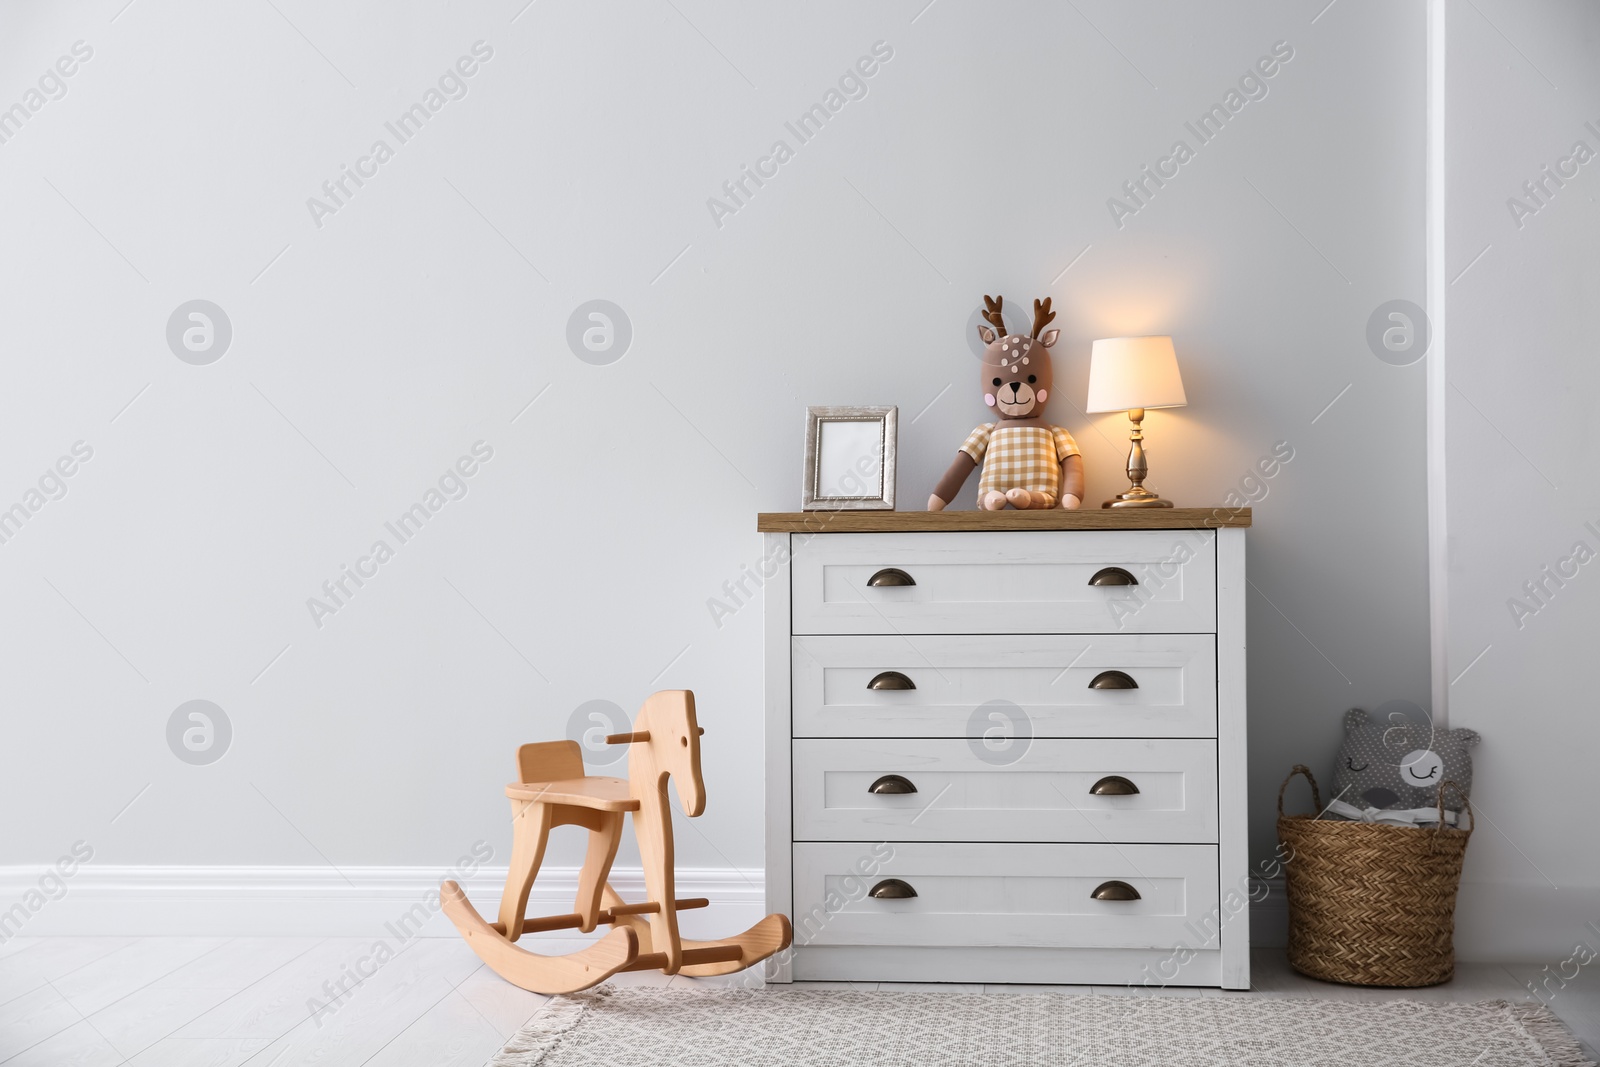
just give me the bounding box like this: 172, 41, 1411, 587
977, 324, 997, 345
1039, 328, 1060, 348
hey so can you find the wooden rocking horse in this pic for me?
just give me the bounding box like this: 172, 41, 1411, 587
440, 690, 792, 994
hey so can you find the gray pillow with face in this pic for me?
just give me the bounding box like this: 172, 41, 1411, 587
1332, 707, 1480, 812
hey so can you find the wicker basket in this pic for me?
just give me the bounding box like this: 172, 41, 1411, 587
1277, 764, 1473, 987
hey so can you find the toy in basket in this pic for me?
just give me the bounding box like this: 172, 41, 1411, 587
441, 690, 792, 993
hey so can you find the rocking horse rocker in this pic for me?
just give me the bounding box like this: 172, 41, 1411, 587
440, 690, 792, 994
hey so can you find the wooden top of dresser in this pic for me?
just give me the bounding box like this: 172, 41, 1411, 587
756, 508, 1251, 532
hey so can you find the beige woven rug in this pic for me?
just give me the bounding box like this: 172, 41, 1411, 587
489, 988, 1593, 1066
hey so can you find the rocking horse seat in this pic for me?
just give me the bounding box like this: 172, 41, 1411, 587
505, 776, 639, 811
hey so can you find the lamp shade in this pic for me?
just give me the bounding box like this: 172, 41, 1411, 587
1086, 336, 1187, 413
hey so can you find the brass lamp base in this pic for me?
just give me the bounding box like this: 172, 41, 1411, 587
1100, 407, 1174, 509
1103, 486, 1174, 509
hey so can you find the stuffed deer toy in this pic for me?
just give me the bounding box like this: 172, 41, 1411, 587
928, 295, 1085, 511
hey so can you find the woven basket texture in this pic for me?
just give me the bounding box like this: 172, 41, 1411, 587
1278, 764, 1472, 988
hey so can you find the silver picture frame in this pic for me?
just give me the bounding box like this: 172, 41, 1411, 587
801, 405, 897, 511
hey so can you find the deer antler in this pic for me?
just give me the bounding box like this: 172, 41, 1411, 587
982, 295, 1007, 336
1030, 297, 1056, 340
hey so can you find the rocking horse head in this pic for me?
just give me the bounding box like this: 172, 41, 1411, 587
628, 690, 706, 817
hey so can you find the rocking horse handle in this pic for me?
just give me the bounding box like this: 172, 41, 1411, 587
605, 730, 650, 745
605, 728, 706, 745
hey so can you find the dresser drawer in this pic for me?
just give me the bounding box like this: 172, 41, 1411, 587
790, 531, 1216, 635
793, 738, 1217, 844
792, 842, 1220, 950
793, 634, 1216, 739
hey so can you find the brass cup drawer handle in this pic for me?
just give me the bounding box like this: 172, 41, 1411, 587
868, 774, 917, 795
1088, 670, 1139, 690
869, 878, 918, 899
867, 671, 916, 691
1091, 880, 1141, 901
1090, 775, 1140, 796
867, 567, 916, 587
1088, 566, 1138, 587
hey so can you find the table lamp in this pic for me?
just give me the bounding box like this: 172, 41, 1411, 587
1086, 336, 1187, 508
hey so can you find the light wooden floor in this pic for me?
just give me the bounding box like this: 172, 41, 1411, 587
0, 937, 1593, 1065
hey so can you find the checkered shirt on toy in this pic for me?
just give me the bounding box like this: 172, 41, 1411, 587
960, 422, 1081, 505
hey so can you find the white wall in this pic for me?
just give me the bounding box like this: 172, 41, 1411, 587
1445, 0, 1600, 959
0, 0, 1429, 933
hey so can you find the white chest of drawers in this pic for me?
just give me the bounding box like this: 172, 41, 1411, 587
759, 510, 1251, 989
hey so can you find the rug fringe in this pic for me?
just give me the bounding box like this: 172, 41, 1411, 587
1500, 1000, 1597, 1067
487, 992, 599, 1067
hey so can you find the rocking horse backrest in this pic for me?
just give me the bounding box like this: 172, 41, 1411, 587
516, 739, 584, 784
630, 690, 705, 817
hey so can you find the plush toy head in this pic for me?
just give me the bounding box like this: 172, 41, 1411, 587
1332, 707, 1480, 812
976, 295, 1060, 421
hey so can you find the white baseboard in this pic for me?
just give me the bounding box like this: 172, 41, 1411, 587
1249, 877, 1289, 949
0, 865, 767, 945
1453, 880, 1600, 963
2, 866, 1586, 966
1248, 875, 1600, 963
